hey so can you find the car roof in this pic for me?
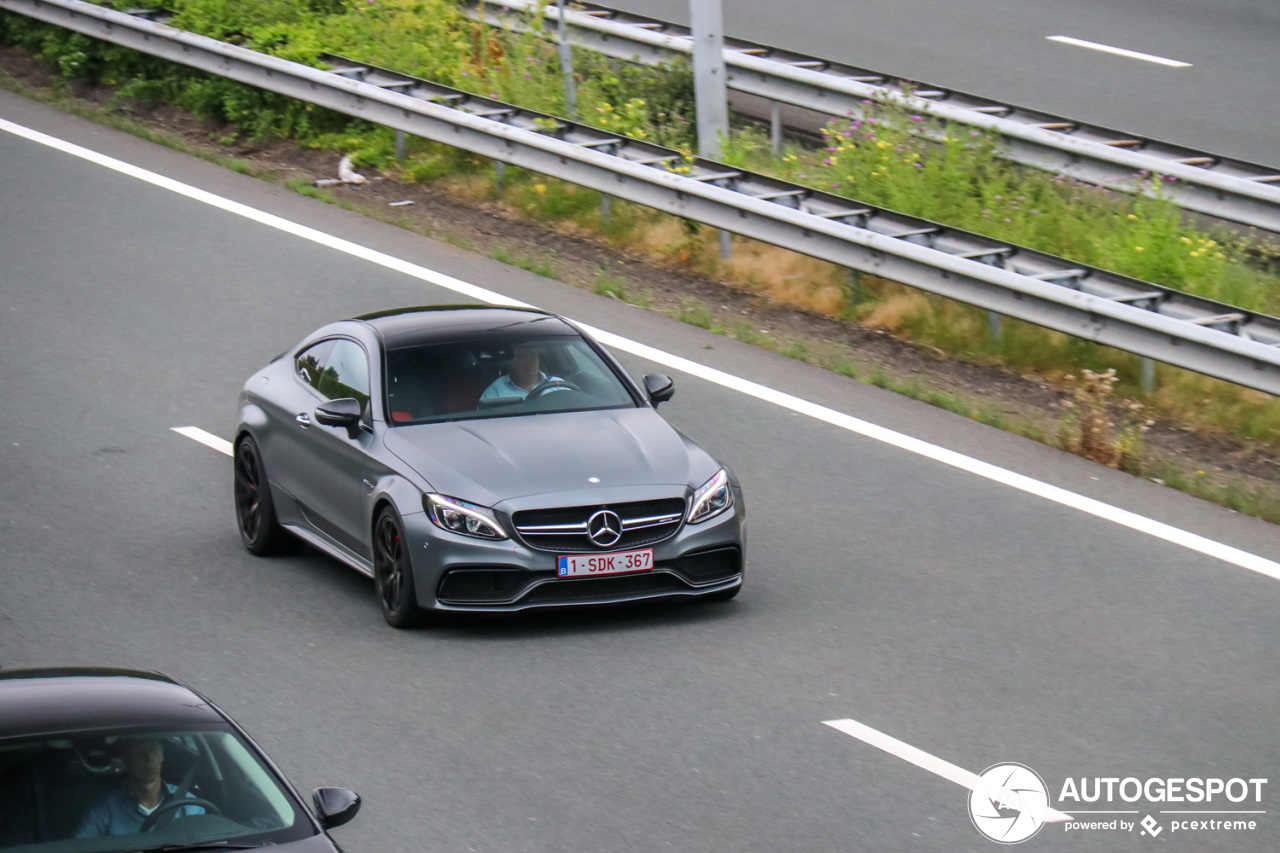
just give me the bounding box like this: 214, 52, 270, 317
354, 305, 579, 349
0, 667, 226, 739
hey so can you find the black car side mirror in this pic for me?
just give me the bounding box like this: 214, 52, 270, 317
313, 787, 361, 829
643, 374, 674, 406
314, 398, 363, 428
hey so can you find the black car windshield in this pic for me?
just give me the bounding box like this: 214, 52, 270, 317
0, 727, 313, 852
385, 334, 637, 424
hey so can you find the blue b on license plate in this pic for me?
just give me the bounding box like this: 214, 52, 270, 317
557, 549, 654, 577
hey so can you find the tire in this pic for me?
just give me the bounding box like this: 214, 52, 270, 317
233, 436, 299, 556
373, 507, 423, 628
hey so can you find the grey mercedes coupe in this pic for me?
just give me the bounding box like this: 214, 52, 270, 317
234, 305, 745, 627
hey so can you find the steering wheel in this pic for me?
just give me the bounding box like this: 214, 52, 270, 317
139, 797, 222, 832
526, 377, 581, 399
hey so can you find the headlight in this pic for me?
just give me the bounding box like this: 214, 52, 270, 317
687, 469, 733, 524
424, 494, 508, 540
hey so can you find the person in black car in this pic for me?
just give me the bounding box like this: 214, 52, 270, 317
75, 737, 204, 836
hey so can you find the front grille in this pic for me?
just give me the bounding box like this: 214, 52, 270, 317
512, 498, 685, 552
523, 572, 688, 604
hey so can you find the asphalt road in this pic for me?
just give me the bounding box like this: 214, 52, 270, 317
604, 0, 1280, 166
2, 91, 1279, 852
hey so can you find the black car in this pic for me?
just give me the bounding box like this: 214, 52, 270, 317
0, 667, 359, 851
235, 305, 746, 627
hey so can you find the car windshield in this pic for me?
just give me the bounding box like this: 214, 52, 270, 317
0, 726, 313, 852
385, 334, 637, 424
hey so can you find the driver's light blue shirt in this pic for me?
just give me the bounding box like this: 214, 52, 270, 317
76, 783, 205, 836
480, 372, 564, 401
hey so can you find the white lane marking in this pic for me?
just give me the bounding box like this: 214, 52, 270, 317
171, 426, 233, 456
823, 719, 1074, 822
1047, 36, 1192, 68
4, 118, 1277, 584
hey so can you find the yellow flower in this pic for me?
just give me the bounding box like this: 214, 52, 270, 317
1134, 246, 1145, 252
1127, 214, 1137, 220
534, 184, 546, 194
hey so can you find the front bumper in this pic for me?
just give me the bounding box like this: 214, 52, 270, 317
401, 500, 745, 612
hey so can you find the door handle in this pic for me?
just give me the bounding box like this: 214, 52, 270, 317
295, 413, 311, 428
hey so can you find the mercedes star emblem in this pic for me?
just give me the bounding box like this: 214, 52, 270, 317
586, 509, 623, 547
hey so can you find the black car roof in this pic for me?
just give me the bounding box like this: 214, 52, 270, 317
354, 305, 578, 348
0, 667, 226, 739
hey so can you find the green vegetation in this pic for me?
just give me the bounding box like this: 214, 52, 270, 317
488, 244, 559, 277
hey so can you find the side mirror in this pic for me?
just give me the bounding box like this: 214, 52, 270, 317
314, 397, 363, 428
643, 374, 674, 406
313, 787, 361, 830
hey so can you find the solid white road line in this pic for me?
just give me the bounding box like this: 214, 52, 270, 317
171, 426, 233, 457
1047, 36, 1192, 68
823, 719, 1074, 822
4, 117, 1276, 584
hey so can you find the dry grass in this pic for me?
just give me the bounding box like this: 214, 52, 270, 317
860, 289, 932, 331
721, 240, 848, 314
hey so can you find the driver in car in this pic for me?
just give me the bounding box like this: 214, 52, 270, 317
76, 737, 205, 836
480, 342, 567, 401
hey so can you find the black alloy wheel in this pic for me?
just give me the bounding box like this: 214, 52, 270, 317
373, 508, 422, 628
234, 436, 297, 555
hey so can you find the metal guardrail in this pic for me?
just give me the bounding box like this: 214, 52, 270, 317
4, 0, 1280, 395
473, 0, 1280, 237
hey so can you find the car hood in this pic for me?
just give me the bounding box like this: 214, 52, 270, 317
383, 408, 715, 506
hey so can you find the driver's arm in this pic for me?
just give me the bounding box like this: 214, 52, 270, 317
74, 800, 111, 837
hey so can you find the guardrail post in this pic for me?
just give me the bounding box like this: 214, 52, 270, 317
600, 193, 612, 228
395, 129, 407, 162
494, 159, 506, 196
845, 268, 862, 305
691, 0, 729, 159
692, 0, 732, 262
770, 101, 782, 156
988, 310, 1003, 340
556, 0, 577, 117
1140, 356, 1157, 392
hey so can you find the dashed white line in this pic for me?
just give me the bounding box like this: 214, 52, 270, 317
1047, 36, 1192, 68
171, 426, 233, 456
4, 117, 1276, 584
823, 718, 1074, 822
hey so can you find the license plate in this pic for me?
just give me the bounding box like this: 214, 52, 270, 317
557, 549, 654, 577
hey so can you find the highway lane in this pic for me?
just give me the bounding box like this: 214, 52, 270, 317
603, 0, 1280, 165
2, 94, 1279, 852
